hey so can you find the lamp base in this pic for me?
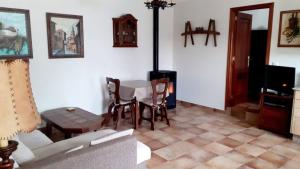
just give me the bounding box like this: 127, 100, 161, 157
0, 141, 18, 169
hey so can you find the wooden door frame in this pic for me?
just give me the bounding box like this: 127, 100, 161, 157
225, 3, 274, 108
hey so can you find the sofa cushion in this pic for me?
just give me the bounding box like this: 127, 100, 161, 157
18, 130, 53, 150
90, 129, 133, 146
137, 141, 151, 165
12, 137, 35, 165
32, 129, 116, 162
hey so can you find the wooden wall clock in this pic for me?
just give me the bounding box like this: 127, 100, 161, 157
113, 14, 138, 47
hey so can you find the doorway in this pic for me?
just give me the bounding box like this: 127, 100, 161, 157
225, 3, 274, 109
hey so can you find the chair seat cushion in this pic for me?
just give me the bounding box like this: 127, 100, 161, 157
137, 141, 151, 165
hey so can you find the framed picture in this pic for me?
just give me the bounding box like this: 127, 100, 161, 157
46, 13, 84, 58
0, 7, 33, 59
278, 10, 300, 47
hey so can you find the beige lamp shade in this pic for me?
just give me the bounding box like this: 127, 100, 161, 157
0, 59, 41, 141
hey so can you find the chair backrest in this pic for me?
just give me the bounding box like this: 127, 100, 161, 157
151, 78, 169, 106
106, 77, 121, 104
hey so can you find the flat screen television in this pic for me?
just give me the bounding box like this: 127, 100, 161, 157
264, 65, 295, 95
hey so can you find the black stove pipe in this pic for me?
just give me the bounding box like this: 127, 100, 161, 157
153, 6, 159, 72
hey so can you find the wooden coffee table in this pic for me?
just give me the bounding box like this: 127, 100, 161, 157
41, 107, 102, 139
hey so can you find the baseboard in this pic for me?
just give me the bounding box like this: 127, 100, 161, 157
176, 100, 227, 114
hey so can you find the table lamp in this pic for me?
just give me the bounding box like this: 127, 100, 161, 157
0, 59, 41, 169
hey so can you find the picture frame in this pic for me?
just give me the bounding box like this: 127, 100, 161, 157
46, 13, 84, 59
278, 10, 300, 47
0, 7, 33, 59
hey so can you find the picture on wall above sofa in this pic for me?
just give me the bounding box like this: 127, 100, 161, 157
278, 9, 300, 47
0, 7, 33, 59
46, 13, 84, 58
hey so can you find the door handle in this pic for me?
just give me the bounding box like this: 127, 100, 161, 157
248, 56, 250, 67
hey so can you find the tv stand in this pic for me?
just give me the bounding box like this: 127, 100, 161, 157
258, 92, 293, 137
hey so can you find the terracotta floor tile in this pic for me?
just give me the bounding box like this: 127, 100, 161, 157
147, 140, 167, 151
143, 130, 169, 140
214, 127, 237, 136
171, 116, 192, 122
246, 158, 278, 169
152, 156, 198, 169
170, 130, 196, 141
241, 128, 266, 137
259, 151, 288, 167
186, 149, 217, 162
156, 135, 179, 145
280, 160, 300, 169
236, 144, 266, 157
197, 123, 220, 131
250, 134, 287, 149
154, 141, 200, 161
199, 132, 225, 142
192, 162, 213, 169
147, 153, 166, 168
229, 133, 256, 143
282, 141, 300, 152
206, 156, 243, 169
224, 151, 254, 164
218, 138, 243, 148
175, 122, 193, 129
203, 142, 233, 155
270, 145, 300, 159
135, 134, 153, 143
186, 127, 207, 135
238, 165, 255, 169
187, 137, 211, 147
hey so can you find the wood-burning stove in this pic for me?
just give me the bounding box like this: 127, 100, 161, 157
150, 70, 177, 109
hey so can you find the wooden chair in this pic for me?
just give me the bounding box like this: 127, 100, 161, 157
139, 78, 170, 130
101, 77, 136, 129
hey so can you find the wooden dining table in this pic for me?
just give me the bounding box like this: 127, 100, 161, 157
119, 80, 152, 129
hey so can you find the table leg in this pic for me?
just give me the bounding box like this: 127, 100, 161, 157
45, 122, 53, 138
101, 103, 114, 127
65, 133, 72, 139
135, 100, 140, 129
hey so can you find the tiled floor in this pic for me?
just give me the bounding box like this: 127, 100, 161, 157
116, 102, 300, 169
49, 102, 300, 169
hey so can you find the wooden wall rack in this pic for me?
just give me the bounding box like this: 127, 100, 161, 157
181, 19, 220, 47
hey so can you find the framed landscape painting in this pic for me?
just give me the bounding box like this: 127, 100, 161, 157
0, 7, 33, 59
278, 10, 300, 47
46, 13, 84, 58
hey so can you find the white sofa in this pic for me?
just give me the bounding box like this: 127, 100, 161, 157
12, 129, 151, 169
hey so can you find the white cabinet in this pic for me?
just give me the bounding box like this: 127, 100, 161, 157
291, 89, 300, 135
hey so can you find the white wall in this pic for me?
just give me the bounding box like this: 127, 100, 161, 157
0, 0, 174, 114
242, 9, 269, 30
173, 0, 300, 110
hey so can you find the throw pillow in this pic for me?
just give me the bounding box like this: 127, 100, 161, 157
12, 137, 35, 165
90, 129, 133, 146
64, 145, 84, 154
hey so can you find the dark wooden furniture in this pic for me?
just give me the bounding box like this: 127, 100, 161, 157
225, 3, 274, 107
248, 30, 268, 102
0, 141, 18, 169
41, 107, 102, 139
139, 78, 170, 130
113, 14, 138, 47
101, 77, 136, 129
181, 19, 220, 47
259, 92, 293, 137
